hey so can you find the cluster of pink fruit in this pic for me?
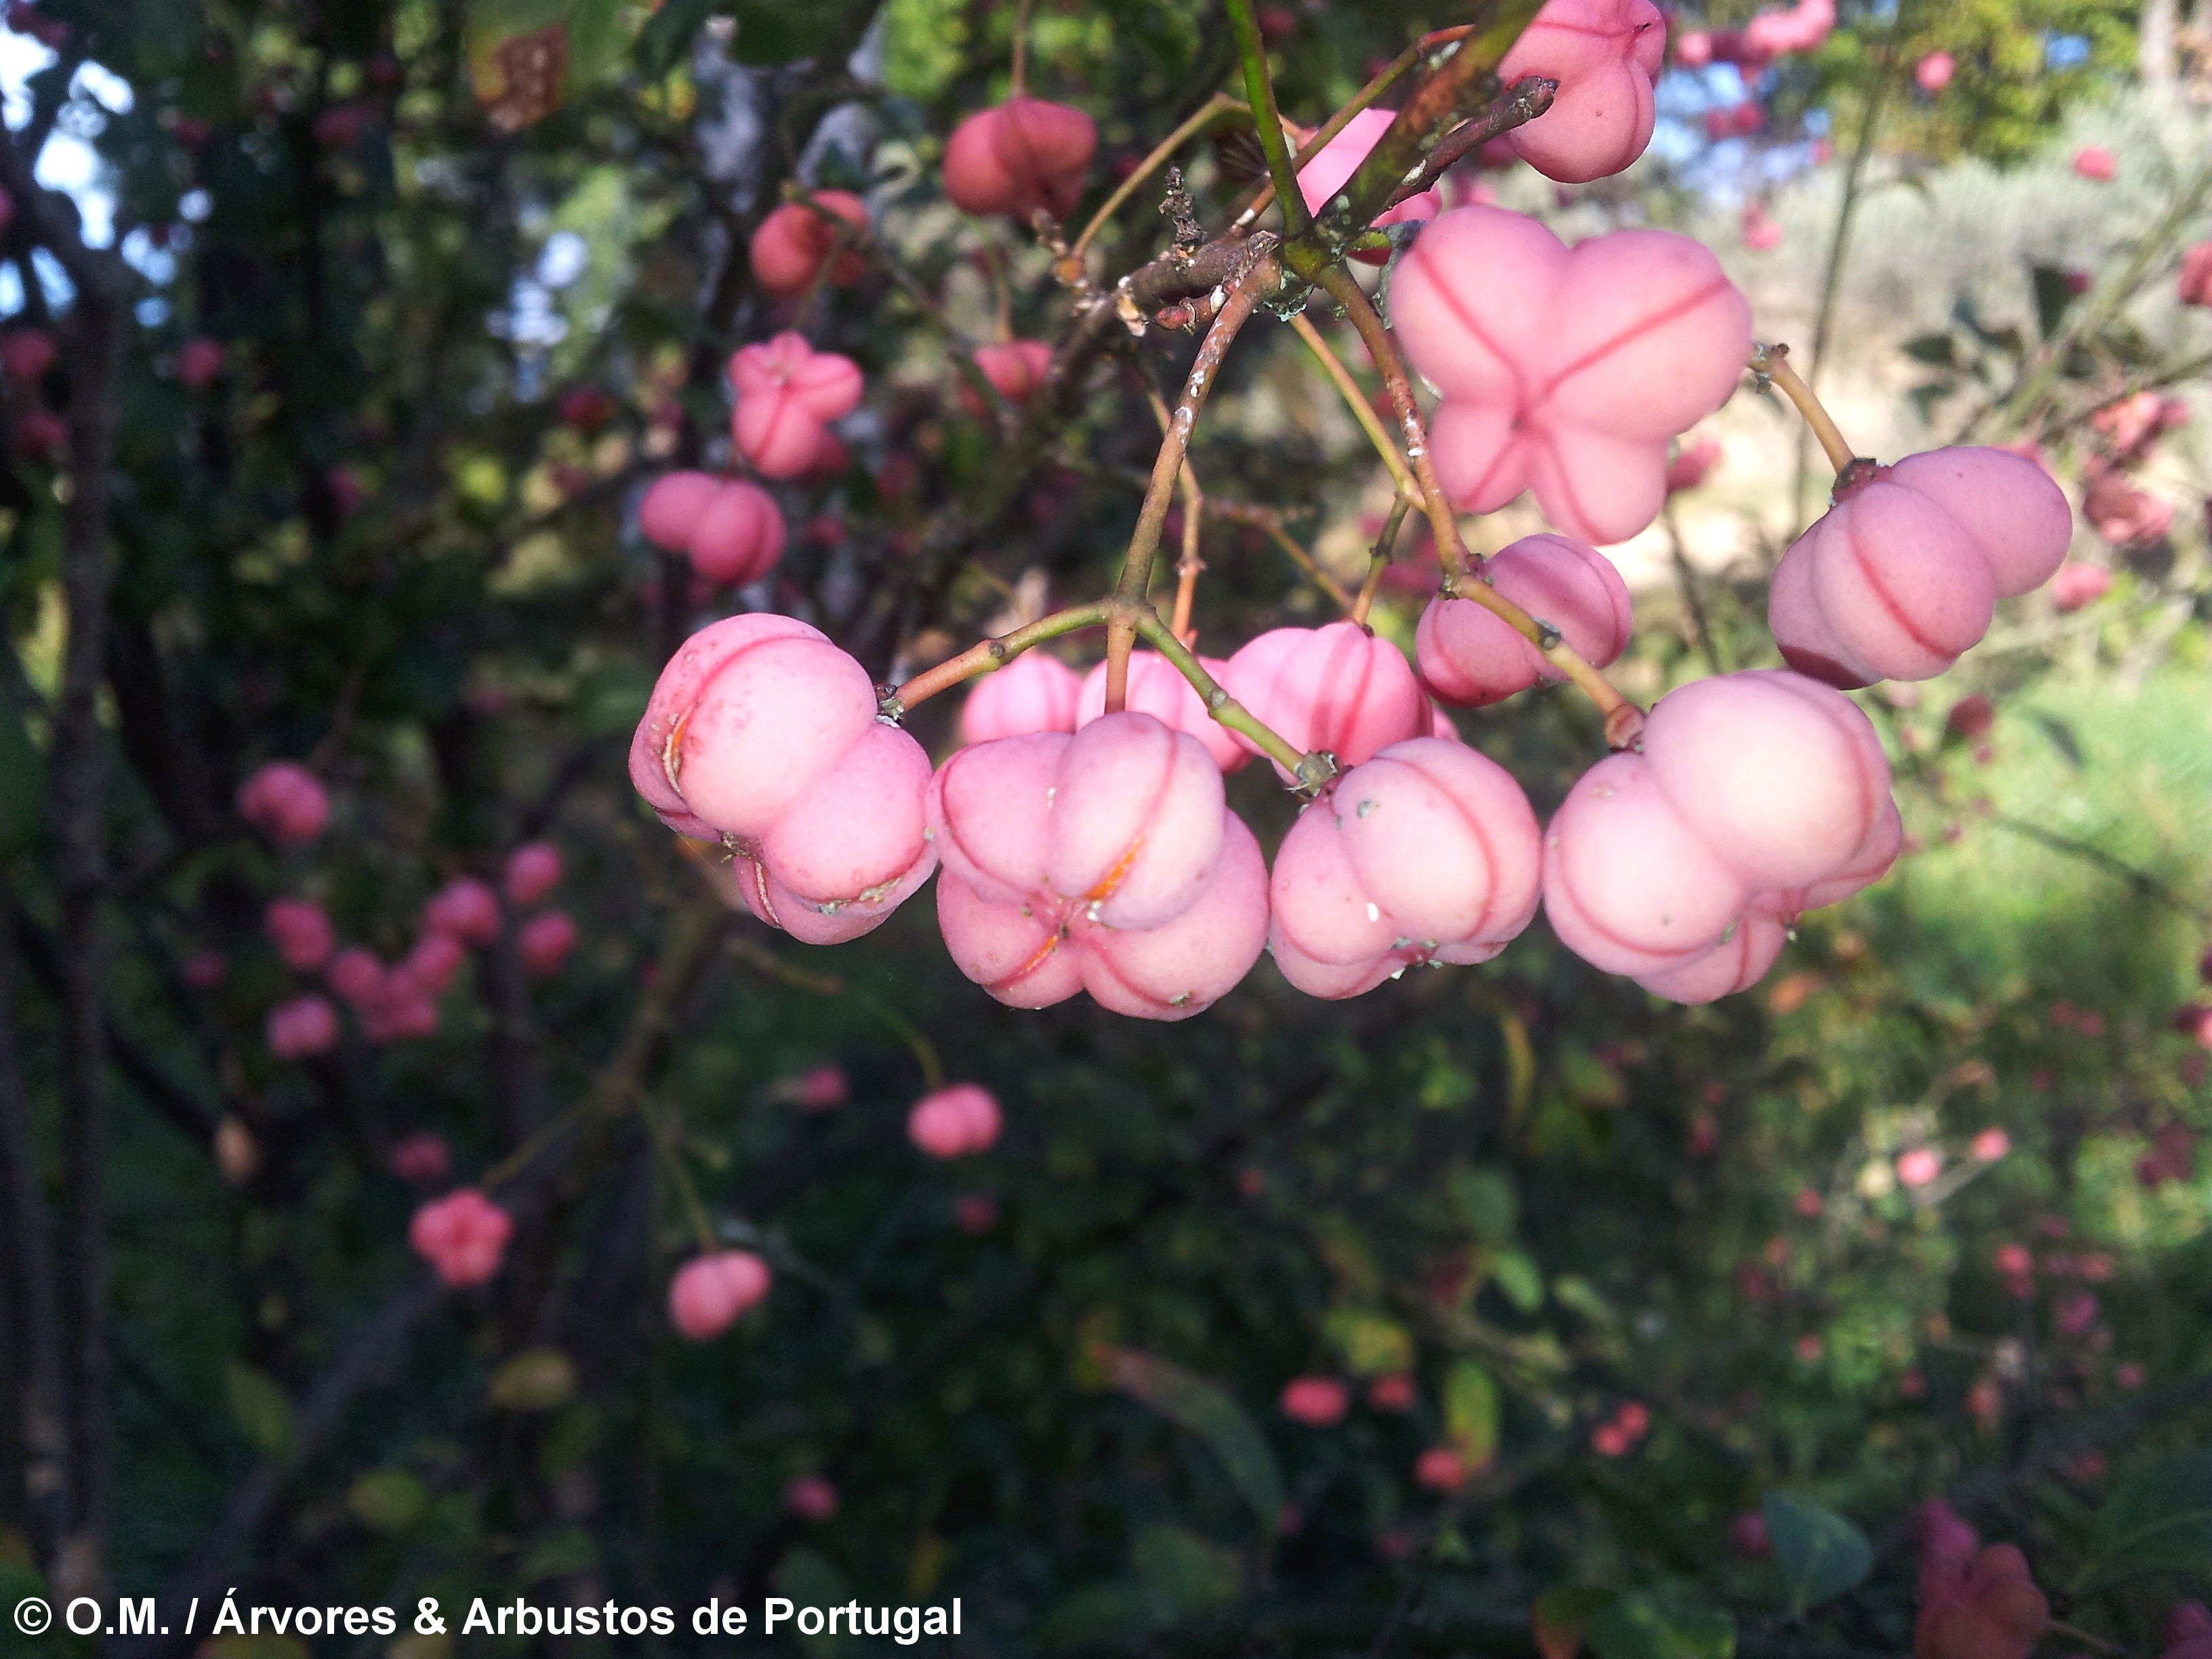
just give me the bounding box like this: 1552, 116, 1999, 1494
241, 761, 576, 1059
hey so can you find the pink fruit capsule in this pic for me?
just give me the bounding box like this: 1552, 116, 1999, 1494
1045, 712, 1225, 930
687, 480, 786, 586
1770, 447, 2072, 687
409, 1188, 513, 1288
1076, 651, 1246, 773
1079, 811, 1269, 1019
908, 1082, 1002, 1158
638, 470, 722, 550
267, 993, 340, 1059
518, 910, 577, 978
1542, 752, 1751, 977
754, 721, 937, 918
1498, 0, 1667, 184
943, 98, 1097, 220
784, 1475, 839, 1521
0, 327, 55, 380
1753, 794, 1902, 921
729, 333, 863, 480
958, 651, 1082, 745
1224, 622, 1427, 780
667, 1249, 773, 1339
264, 897, 335, 971
630, 614, 880, 838
327, 945, 386, 1006
1632, 914, 1787, 1004
1640, 670, 1890, 890
389, 1130, 452, 1186
1416, 534, 1633, 707
238, 760, 330, 844
1916, 50, 1955, 92
422, 878, 501, 945
926, 731, 1067, 905
747, 190, 867, 298
503, 842, 563, 906
1296, 108, 1441, 249
177, 336, 224, 389
968, 340, 1054, 410
405, 932, 468, 997
1393, 207, 1751, 546
934, 872, 1090, 1009
1279, 1375, 1351, 1425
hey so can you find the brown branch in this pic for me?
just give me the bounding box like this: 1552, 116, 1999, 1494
1386, 75, 1556, 208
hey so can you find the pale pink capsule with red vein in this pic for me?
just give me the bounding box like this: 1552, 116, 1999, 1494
1750, 796, 1903, 923
1393, 206, 1750, 546
728, 333, 863, 480
1541, 752, 1750, 977
630, 614, 880, 838
958, 651, 1082, 745
1632, 914, 1787, 1005
1498, 0, 1667, 184
1769, 447, 2072, 687
1224, 621, 1427, 781
753, 721, 938, 935
1076, 651, 1246, 773
1046, 712, 1225, 930
747, 190, 867, 298
1079, 811, 1269, 1019
925, 731, 1067, 905
1639, 668, 1890, 890
667, 1249, 773, 1339
1416, 534, 1633, 707
934, 874, 1087, 1009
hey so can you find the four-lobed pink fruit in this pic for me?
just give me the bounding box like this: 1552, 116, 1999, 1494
1393, 205, 1753, 546
967, 340, 1054, 411
941, 98, 1097, 220
639, 472, 787, 587
1770, 446, 2074, 687
1225, 621, 1427, 780
1077, 651, 1248, 773
1913, 1500, 2049, 1659
1417, 534, 1633, 707
409, 1188, 514, 1288
1497, 0, 1666, 184
1270, 737, 1542, 998
667, 1249, 773, 1339
729, 332, 863, 480
908, 1083, 1003, 1158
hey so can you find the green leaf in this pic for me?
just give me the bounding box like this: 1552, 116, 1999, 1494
1492, 1249, 1545, 1312
1901, 331, 1959, 367
1762, 1492, 1873, 1612
2077, 1451, 2212, 1591
2028, 711, 2085, 770
1586, 1595, 1735, 1659
1534, 1587, 1618, 1659
489, 1348, 578, 1411
347, 1468, 428, 1534
1442, 1359, 1499, 1467
1322, 1306, 1415, 1376
1450, 1166, 1517, 1245
1102, 1348, 1284, 1538
224, 1361, 295, 1458
636, 0, 716, 77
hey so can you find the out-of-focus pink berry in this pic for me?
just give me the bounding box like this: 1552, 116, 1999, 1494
1914, 1501, 2050, 1659
967, 340, 1054, 409
1731, 1509, 1774, 1557
267, 994, 340, 1059
1592, 1422, 1631, 1456
406, 932, 467, 997
1414, 1446, 1469, 1491
238, 761, 330, 844
668, 1249, 773, 1339
423, 878, 501, 945
12, 408, 64, 461
1417, 535, 1633, 708
942, 98, 1097, 220
1279, 1375, 1351, 1426
2179, 242, 2212, 307
177, 336, 225, 389
556, 385, 617, 433
1971, 1128, 2011, 1162
504, 842, 563, 906
784, 1474, 839, 1521
1794, 1187, 1824, 1216
1897, 1147, 1942, 1188
1368, 1373, 1416, 1412
2073, 146, 2116, 182
2055, 1290, 2099, 1335
390, 1130, 452, 1187
729, 333, 863, 481
954, 1193, 998, 1234
518, 911, 576, 979
2162, 1603, 2212, 1659
1915, 51, 1955, 92
264, 897, 335, 972
2049, 564, 2112, 613
409, 1188, 512, 1287
748, 190, 867, 298
1666, 436, 1722, 495
184, 949, 227, 989
908, 1083, 1002, 1159
1742, 201, 1783, 251
0, 327, 56, 380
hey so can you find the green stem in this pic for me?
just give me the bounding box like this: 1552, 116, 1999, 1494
1351, 498, 1409, 627
1224, 0, 1310, 236
1130, 610, 1326, 787
886, 601, 1113, 714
